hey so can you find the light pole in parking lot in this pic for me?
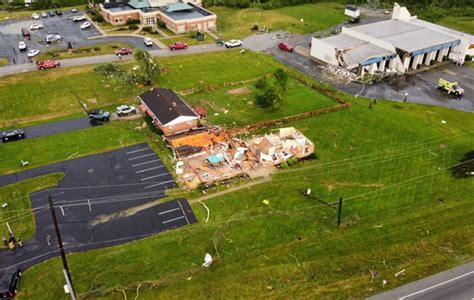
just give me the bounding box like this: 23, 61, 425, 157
48, 191, 77, 300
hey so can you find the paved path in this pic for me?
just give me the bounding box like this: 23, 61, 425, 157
369, 261, 474, 300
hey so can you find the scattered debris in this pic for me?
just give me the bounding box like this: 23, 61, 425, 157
198, 200, 210, 223
263, 199, 270, 205
202, 253, 213, 267
395, 269, 405, 277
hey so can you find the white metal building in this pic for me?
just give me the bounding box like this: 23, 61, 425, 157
311, 3, 474, 77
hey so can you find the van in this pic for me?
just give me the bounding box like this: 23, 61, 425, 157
21, 28, 30, 39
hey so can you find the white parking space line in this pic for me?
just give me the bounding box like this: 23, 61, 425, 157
132, 159, 161, 167
177, 200, 190, 225
128, 153, 155, 161
144, 180, 174, 189
140, 173, 169, 181
135, 166, 164, 174
126, 148, 149, 155
158, 207, 180, 215
162, 216, 185, 224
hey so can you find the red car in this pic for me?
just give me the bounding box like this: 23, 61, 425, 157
37, 60, 60, 70
169, 42, 188, 51
115, 48, 133, 55
278, 43, 293, 52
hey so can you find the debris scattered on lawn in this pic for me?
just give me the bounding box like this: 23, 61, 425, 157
202, 253, 213, 267
67, 152, 79, 159
290, 254, 302, 269
262, 199, 270, 205
395, 269, 405, 277
369, 268, 379, 283
441, 120, 447, 124
214, 113, 219, 116
2, 203, 8, 208
198, 200, 210, 223
373, 224, 383, 228
21, 160, 29, 167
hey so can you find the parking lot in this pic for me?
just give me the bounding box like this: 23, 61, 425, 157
0, 143, 195, 286
0, 10, 159, 65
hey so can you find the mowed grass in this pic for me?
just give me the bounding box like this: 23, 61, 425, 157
0, 5, 88, 21
36, 43, 133, 61
438, 16, 474, 34
17, 97, 474, 299
183, 76, 337, 126
0, 173, 64, 245
160, 34, 214, 47
0, 57, 8, 66
212, 2, 348, 39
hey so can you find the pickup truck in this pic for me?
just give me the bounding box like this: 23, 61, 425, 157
37, 60, 60, 70
88, 110, 110, 122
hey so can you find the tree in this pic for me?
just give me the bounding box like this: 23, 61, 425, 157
133, 49, 159, 86
254, 86, 281, 108
274, 68, 288, 94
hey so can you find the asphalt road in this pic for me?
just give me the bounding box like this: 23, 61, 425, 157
0, 143, 196, 289
369, 261, 474, 300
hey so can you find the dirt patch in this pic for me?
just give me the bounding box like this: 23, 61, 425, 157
322, 181, 385, 192
227, 86, 252, 96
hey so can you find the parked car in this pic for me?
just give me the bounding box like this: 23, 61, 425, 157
18, 41, 27, 51
2, 129, 25, 143
48, 11, 55, 17
169, 42, 188, 51
143, 37, 153, 47
278, 42, 293, 52
72, 15, 86, 22
0, 290, 13, 298
37, 60, 60, 70
116, 105, 137, 116
71, 8, 78, 13
29, 23, 43, 30
115, 48, 133, 55
55, 9, 63, 16
45, 34, 61, 43
8, 270, 22, 296
80, 22, 91, 29
41, 11, 48, 18
225, 39, 243, 48
88, 110, 111, 122
31, 13, 40, 20
21, 28, 31, 39
27, 49, 40, 57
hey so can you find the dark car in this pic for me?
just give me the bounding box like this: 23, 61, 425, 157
0, 290, 13, 298
9, 269, 22, 295
2, 129, 25, 143
88, 110, 110, 122
48, 11, 55, 17
55, 9, 63, 16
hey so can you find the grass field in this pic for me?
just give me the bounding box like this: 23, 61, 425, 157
36, 43, 133, 60
0, 4, 87, 21
16, 95, 474, 299
212, 2, 348, 39
183, 76, 338, 126
0, 173, 64, 245
160, 34, 214, 47
0, 57, 8, 66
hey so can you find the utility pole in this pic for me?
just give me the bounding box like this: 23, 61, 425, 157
337, 197, 343, 226
48, 192, 76, 300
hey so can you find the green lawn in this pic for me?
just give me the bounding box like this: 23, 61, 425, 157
36, 43, 133, 61
17, 96, 474, 299
212, 2, 348, 39
183, 76, 338, 126
160, 34, 214, 47
0, 57, 8, 66
0, 173, 64, 245
0, 4, 88, 21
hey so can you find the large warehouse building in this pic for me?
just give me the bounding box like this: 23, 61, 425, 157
311, 3, 474, 77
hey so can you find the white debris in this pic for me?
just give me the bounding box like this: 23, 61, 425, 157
441, 120, 447, 124
202, 253, 213, 268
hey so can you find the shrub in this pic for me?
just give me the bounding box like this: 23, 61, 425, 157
280, 161, 288, 169
156, 19, 166, 29
126, 19, 140, 25
128, 24, 139, 30
251, 24, 259, 31
287, 157, 298, 166
142, 26, 152, 33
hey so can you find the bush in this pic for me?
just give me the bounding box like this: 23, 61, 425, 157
126, 19, 140, 25
156, 19, 166, 29
280, 161, 288, 169
287, 157, 298, 166
251, 24, 259, 31
142, 26, 152, 33
128, 24, 139, 30
92, 13, 104, 23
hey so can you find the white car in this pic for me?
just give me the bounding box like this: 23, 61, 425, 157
30, 23, 43, 30
41, 11, 48, 18
225, 39, 243, 48
80, 22, 91, 30
73, 15, 86, 22
116, 105, 137, 116
18, 41, 27, 51
27, 49, 40, 57
31, 13, 40, 20
45, 34, 61, 43
143, 37, 153, 47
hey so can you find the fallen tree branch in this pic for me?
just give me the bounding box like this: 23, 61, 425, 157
135, 284, 141, 300
290, 254, 302, 269
118, 289, 127, 300
198, 200, 210, 223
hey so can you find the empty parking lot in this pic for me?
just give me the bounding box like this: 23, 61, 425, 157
0, 143, 195, 287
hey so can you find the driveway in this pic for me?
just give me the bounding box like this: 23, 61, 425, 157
0, 9, 159, 65
0, 143, 196, 288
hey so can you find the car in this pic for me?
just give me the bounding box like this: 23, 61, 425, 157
71, 8, 78, 13
41, 11, 48, 18
116, 105, 137, 116
115, 48, 133, 55
144, 37, 153, 47
225, 39, 243, 48
55, 9, 63, 16
72, 15, 86, 22
21, 28, 31, 39
2, 129, 25, 143
31, 13, 40, 20
37, 60, 60, 70
80, 21, 91, 29
8, 270, 22, 295
45, 34, 61, 43
48, 11, 55, 17
18, 41, 27, 51
88, 110, 111, 122
27, 49, 40, 57
29, 23, 43, 30
0, 290, 13, 298
278, 42, 293, 52
169, 41, 188, 51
